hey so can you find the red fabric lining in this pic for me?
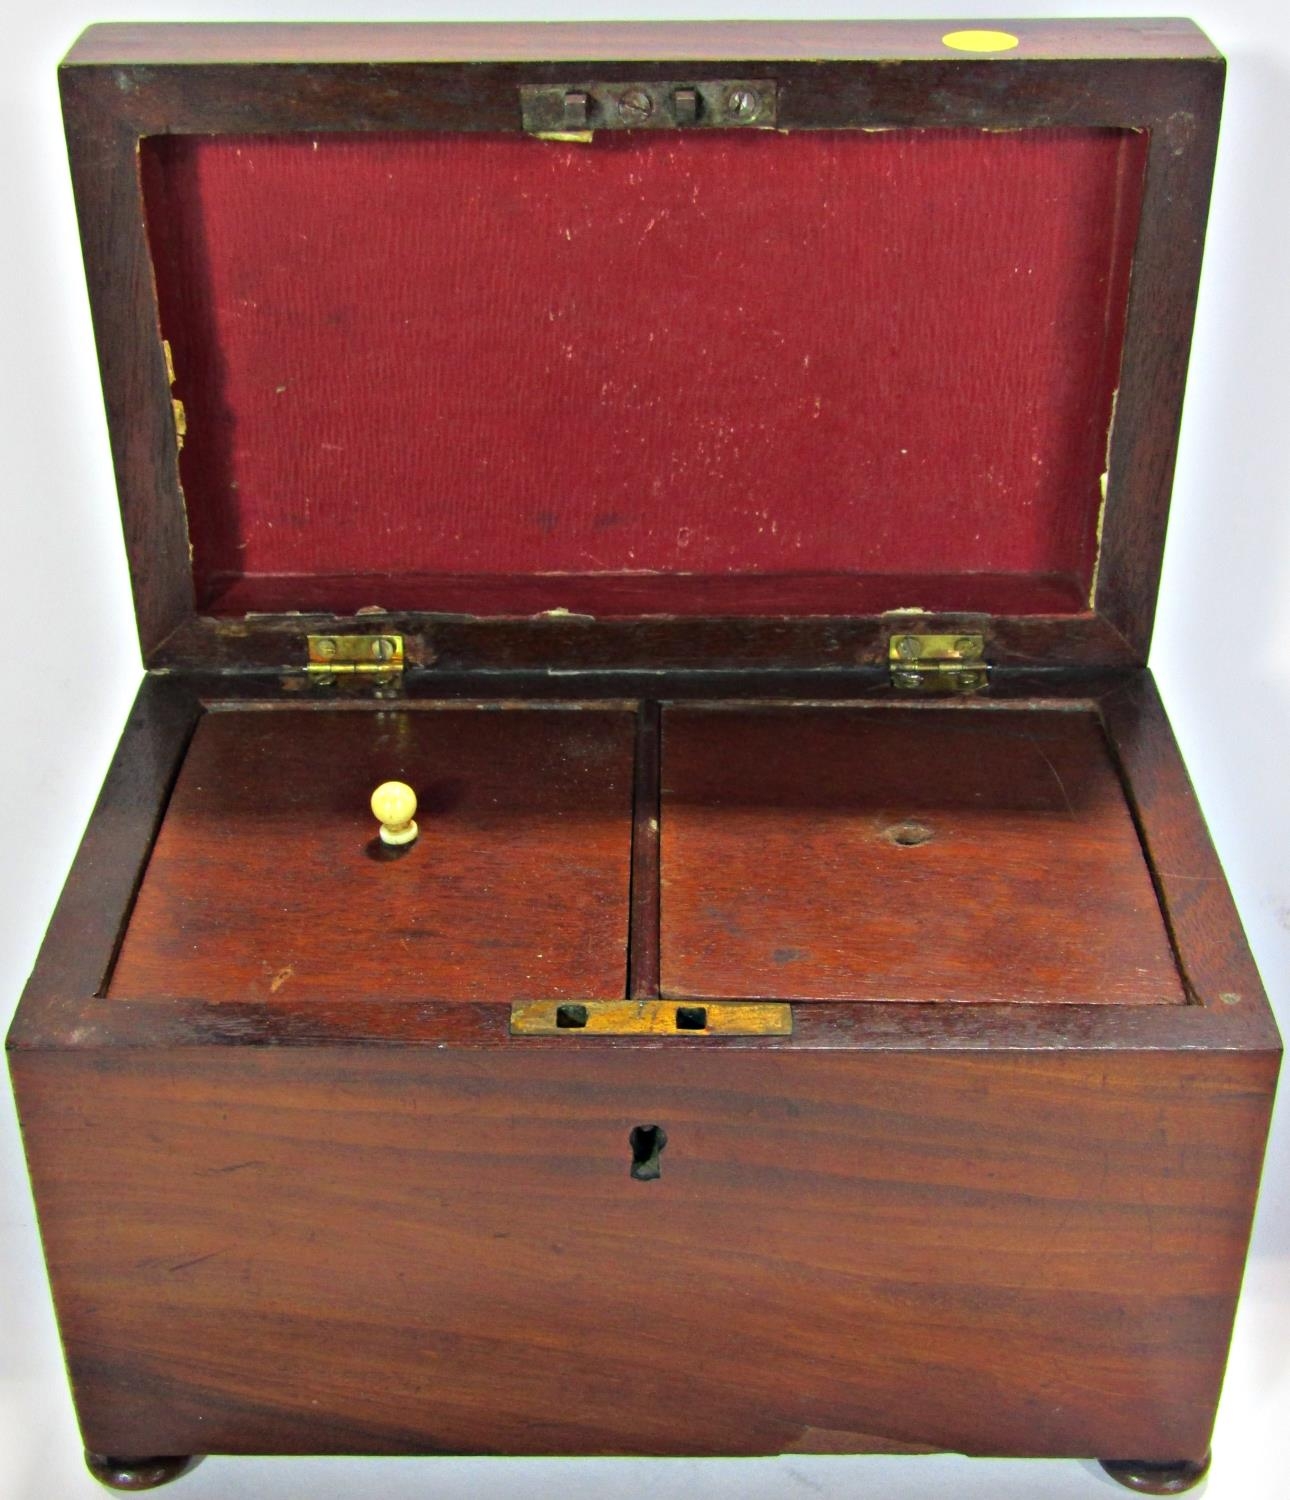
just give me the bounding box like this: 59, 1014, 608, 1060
141, 127, 1145, 617
204, 570, 1090, 620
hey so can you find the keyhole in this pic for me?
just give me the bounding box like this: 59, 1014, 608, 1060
629, 1124, 667, 1181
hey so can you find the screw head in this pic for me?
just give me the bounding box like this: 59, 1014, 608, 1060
314, 637, 337, 659
954, 636, 977, 656
617, 88, 655, 124
896, 635, 922, 660
725, 86, 762, 122
370, 637, 394, 662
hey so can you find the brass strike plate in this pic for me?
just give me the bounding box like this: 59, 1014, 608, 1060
521, 80, 778, 135
510, 1000, 792, 1037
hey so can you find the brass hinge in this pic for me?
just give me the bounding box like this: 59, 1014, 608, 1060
307, 633, 404, 681
888, 632, 988, 693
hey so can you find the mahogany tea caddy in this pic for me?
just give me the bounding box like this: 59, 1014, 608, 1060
7, 19, 1280, 1496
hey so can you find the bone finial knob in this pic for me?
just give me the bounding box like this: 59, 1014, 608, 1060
371, 781, 418, 847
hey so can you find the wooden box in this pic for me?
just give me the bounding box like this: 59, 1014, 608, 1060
8, 19, 1280, 1496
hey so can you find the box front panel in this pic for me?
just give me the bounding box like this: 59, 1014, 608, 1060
13, 1045, 1270, 1461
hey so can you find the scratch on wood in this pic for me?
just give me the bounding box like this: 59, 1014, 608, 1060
1025, 730, 1076, 819
167, 1249, 227, 1274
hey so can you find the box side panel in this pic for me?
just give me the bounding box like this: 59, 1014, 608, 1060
12, 1044, 1275, 1461
5, 675, 200, 1051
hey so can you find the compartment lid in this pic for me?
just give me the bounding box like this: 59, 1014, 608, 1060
60, 20, 1223, 674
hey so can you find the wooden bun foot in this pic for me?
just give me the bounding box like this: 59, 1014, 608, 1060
85, 1452, 202, 1490
1098, 1453, 1212, 1494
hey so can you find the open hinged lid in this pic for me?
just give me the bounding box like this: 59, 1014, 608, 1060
60, 19, 1223, 675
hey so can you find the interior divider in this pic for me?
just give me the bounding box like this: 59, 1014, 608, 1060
627, 700, 663, 1000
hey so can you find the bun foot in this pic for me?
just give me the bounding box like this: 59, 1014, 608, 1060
1098, 1453, 1211, 1494
85, 1452, 202, 1490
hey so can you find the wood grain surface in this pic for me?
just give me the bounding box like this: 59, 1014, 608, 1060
109, 706, 636, 1004
11, 1044, 1272, 1462
63, 19, 1221, 66
661, 705, 1185, 1005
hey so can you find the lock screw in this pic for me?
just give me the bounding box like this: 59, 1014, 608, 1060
725, 86, 762, 121
618, 88, 655, 124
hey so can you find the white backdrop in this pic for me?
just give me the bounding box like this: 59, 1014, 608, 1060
1, 4, 1286, 1499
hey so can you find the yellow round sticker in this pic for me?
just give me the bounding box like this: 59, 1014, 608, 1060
941, 29, 1020, 54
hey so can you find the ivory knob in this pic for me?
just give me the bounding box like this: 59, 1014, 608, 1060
371, 781, 418, 847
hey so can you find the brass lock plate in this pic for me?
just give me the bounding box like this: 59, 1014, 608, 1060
521, 80, 778, 135
510, 1000, 792, 1036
